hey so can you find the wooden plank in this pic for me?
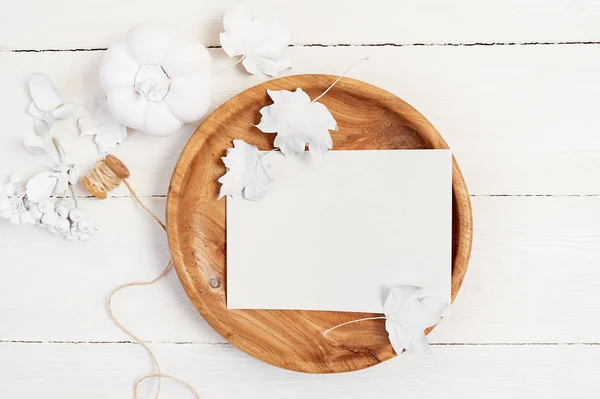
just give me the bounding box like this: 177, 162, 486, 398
1, 45, 600, 196
0, 342, 599, 398
2, 1, 600, 49
1, 196, 599, 344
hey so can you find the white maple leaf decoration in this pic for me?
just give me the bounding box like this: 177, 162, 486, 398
78, 97, 127, 154
255, 88, 337, 158
384, 286, 448, 355
220, 2, 292, 76
218, 139, 273, 201
28, 73, 76, 136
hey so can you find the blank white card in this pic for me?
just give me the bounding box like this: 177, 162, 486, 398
226, 150, 452, 313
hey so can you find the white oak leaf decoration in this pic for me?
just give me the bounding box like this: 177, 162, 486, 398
384, 286, 448, 355
28, 73, 76, 135
220, 2, 292, 76
78, 97, 127, 154
218, 139, 273, 201
255, 88, 337, 158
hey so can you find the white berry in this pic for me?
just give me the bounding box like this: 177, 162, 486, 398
5, 182, 16, 196
29, 206, 43, 220
38, 200, 55, 214
56, 205, 69, 219
41, 211, 60, 226
0, 209, 14, 220
20, 211, 37, 225
69, 207, 84, 222
77, 220, 89, 231
56, 218, 70, 234
9, 213, 21, 225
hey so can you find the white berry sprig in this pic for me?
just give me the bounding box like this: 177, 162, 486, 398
1, 138, 97, 240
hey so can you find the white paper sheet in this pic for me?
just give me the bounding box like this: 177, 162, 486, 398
226, 149, 452, 313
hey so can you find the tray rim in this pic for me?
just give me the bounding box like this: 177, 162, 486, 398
166, 74, 473, 373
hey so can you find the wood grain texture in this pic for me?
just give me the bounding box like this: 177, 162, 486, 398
2, 0, 600, 49
3, 45, 600, 197
1, 2, 599, 394
2, 343, 600, 399
167, 74, 472, 372
2, 196, 599, 344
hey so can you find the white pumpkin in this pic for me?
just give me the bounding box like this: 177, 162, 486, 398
100, 24, 212, 136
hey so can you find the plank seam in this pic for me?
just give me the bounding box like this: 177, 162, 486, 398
470, 194, 600, 197
68, 194, 600, 200
298, 41, 600, 47
0, 340, 598, 346
0, 340, 231, 345
2, 41, 600, 52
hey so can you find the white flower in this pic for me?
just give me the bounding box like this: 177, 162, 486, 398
255, 89, 337, 158
28, 73, 76, 136
220, 2, 292, 76
218, 139, 274, 201
384, 286, 448, 355
78, 97, 127, 154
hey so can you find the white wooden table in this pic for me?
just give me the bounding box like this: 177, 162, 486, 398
2, 1, 600, 397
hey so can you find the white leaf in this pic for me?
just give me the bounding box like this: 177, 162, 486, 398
26, 172, 59, 203
27, 102, 46, 120
27, 74, 75, 136
23, 131, 50, 155
220, 2, 292, 76
28, 73, 63, 112
28, 103, 54, 135
217, 139, 274, 201
79, 97, 128, 154
383, 286, 448, 355
255, 89, 337, 158
51, 103, 77, 119
54, 172, 69, 194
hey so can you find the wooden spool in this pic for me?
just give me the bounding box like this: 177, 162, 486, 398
167, 74, 473, 373
83, 154, 130, 199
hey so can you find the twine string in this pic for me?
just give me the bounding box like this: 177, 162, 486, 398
323, 316, 386, 337
94, 53, 369, 391
311, 56, 370, 103
88, 159, 199, 398
123, 179, 166, 231
135, 375, 200, 399
212, 54, 246, 77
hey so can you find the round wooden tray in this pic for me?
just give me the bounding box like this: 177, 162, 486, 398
167, 74, 473, 373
